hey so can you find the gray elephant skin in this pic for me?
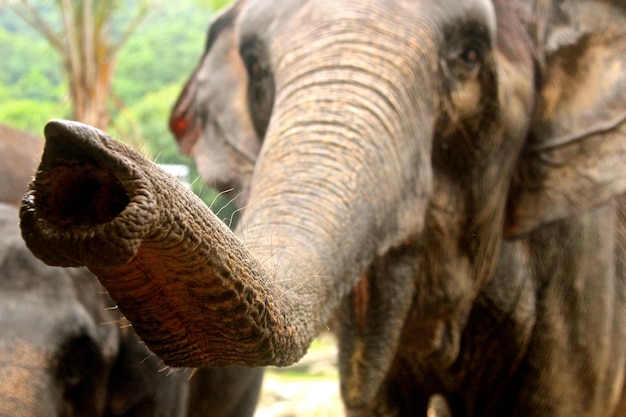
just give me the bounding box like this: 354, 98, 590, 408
0, 203, 190, 416
18, 0, 626, 416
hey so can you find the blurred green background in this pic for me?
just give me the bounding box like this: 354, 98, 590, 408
0, 0, 234, 217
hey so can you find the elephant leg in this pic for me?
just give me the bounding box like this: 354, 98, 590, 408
186, 367, 264, 417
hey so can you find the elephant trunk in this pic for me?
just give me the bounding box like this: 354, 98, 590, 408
20, 111, 399, 369
20, 35, 432, 368
20, 120, 305, 367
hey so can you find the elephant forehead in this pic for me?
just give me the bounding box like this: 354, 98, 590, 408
0, 297, 104, 349
242, 0, 496, 42
240, 0, 498, 81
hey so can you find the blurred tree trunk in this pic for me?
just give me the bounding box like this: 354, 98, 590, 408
10, 0, 148, 130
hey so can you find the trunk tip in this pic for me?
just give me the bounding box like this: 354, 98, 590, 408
44, 119, 92, 142
20, 119, 153, 269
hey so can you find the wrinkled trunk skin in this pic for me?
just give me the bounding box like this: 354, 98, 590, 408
20, 120, 320, 367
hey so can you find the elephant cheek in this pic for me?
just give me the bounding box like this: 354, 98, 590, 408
1, 367, 47, 415
0, 351, 58, 417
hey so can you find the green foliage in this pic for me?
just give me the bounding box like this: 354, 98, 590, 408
0, 99, 70, 133
113, 4, 210, 106
0, 6, 65, 129
0, 23, 63, 94
109, 83, 183, 161
208, 0, 233, 11
0, 0, 236, 218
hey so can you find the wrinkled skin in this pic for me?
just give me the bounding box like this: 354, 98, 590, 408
170, 0, 259, 206
170, 4, 441, 412
170, 3, 266, 409
19, 0, 626, 416
0, 125, 43, 205
0, 203, 191, 416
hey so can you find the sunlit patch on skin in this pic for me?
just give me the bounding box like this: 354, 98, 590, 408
0, 339, 49, 413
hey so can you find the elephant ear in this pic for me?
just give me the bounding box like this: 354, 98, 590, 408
505, 22, 626, 237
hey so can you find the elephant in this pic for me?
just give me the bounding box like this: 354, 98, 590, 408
0, 202, 191, 416
0, 124, 43, 205
169, 0, 259, 207
18, 0, 626, 416
169, 6, 463, 415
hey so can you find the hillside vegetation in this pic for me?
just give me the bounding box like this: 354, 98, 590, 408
0, 1, 235, 214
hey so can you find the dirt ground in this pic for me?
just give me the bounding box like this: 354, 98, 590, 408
254, 334, 343, 417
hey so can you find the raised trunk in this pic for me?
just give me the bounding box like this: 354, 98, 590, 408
20, 120, 367, 367
21, 27, 429, 366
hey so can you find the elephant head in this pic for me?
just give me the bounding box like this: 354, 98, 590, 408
19, 0, 626, 415
169, 0, 259, 206
0, 202, 191, 416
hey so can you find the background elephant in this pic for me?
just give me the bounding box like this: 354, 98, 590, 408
0, 202, 191, 416
186, 367, 263, 417
170, 0, 259, 207
0, 124, 43, 205
19, 0, 626, 417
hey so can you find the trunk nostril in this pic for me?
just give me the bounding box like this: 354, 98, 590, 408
48, 164, 129, 225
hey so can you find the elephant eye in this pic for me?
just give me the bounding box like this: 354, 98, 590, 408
444, 20, 491, 79
242, 50, 261, 77
240, 40, 275, 140
460, 47, 481, 69
446, 39, 488, 82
